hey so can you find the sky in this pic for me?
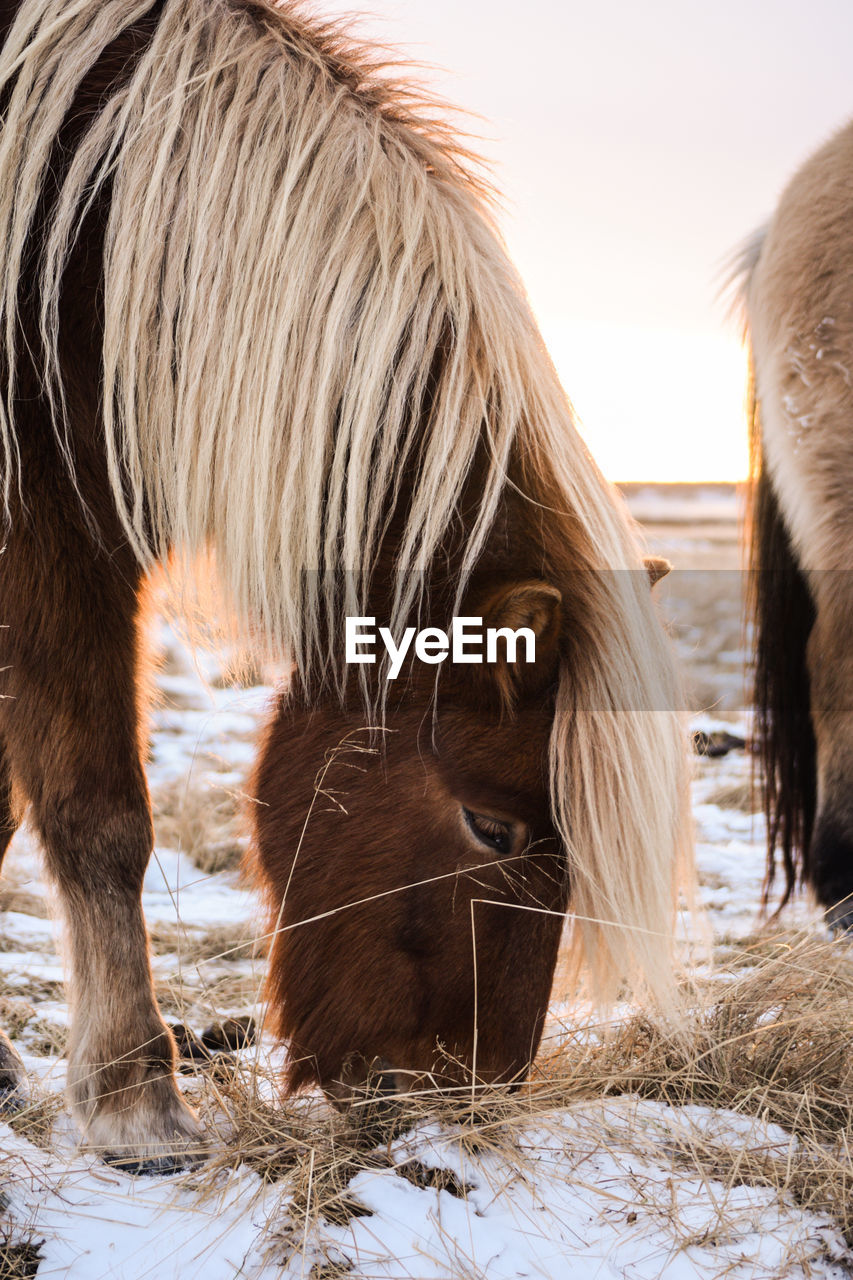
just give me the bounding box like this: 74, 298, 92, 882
315, 0, 853, 481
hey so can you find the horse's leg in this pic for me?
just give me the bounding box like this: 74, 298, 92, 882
0, 741, 17, 864
0, 531, 203, 1170
806, 574, 853, 929
747, 162, 853, 926
0, 737, 27, 1106
752, 309, 853, 926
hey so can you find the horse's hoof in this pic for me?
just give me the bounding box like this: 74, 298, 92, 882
0, 1081, 29, 1117
103, 1148, 206, 1177
326, 1057, 402, 1107
827, 907, 853, 937
0, 1034, 28, 1115
171, 1023, 215, 1063
170, 1017, 255, 1072
200, 1016, 256, 1052
323, 1058, 416, 1148
692, 730, 746, 758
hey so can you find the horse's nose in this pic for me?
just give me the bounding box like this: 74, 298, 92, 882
324, 1055, 412, 1107
322, 1056, 424, 1143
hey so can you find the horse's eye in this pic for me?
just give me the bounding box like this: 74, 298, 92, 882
463, 807, 513, 854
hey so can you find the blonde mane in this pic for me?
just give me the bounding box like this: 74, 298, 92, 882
0, 0, 691, 1011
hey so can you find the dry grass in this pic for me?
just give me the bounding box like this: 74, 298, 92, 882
169, 925, 853, 1262
5, 1093, 63, 1152
0, 976, 64, 1007
211, 654, 268, 690
3, 781, 853, 1271
536, 928, 853, 1246
0, 998, 39, 1041
0, 887, 47, 921
0, 1232, 42, 1280
152, 776, 246, 874
148, 920, 265, 966
705, 780, 755, 811
154, 967, 263, 1024
0, 924, 851, 1274
3, 767, 851, 1267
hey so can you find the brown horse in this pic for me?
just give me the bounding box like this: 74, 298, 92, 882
741, 121, 853, 930
0, 0, 689, 1171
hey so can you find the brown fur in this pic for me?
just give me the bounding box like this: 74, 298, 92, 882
252, 574, 570, 1094
742, 118, 853, 928
0, 0, 202, 1163
747, 437, 816, 907
0, 0, 688, 1161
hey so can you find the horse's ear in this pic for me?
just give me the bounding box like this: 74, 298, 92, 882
644, 555, 671, 588
476, 579, 562, 712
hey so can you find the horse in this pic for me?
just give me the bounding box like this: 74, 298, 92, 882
741, 120, 853, 930
0, 0, 690, 1172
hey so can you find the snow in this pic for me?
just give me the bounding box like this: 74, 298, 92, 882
312, 1105, 835, 1280
4, 1099, 846, 1279
1, 487, 850, 1279
143, 848, 255, 930
3, 1129, 280, 1280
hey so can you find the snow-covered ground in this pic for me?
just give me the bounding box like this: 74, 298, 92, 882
1, 486, 850, 1280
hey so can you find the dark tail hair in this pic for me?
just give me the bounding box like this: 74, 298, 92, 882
747, 367, 817, 907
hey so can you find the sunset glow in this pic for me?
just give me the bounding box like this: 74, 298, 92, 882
540, 322, 750, 483
317, 0, 853, 484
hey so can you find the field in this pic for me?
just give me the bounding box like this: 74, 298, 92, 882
1, 484, 852, 1280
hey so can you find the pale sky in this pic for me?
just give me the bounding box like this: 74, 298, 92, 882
316, 0, 853, 481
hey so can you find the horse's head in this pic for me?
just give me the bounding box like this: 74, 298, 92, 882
250, 579, 572, 1097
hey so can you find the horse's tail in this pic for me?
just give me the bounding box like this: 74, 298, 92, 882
738, 231, 817, 905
